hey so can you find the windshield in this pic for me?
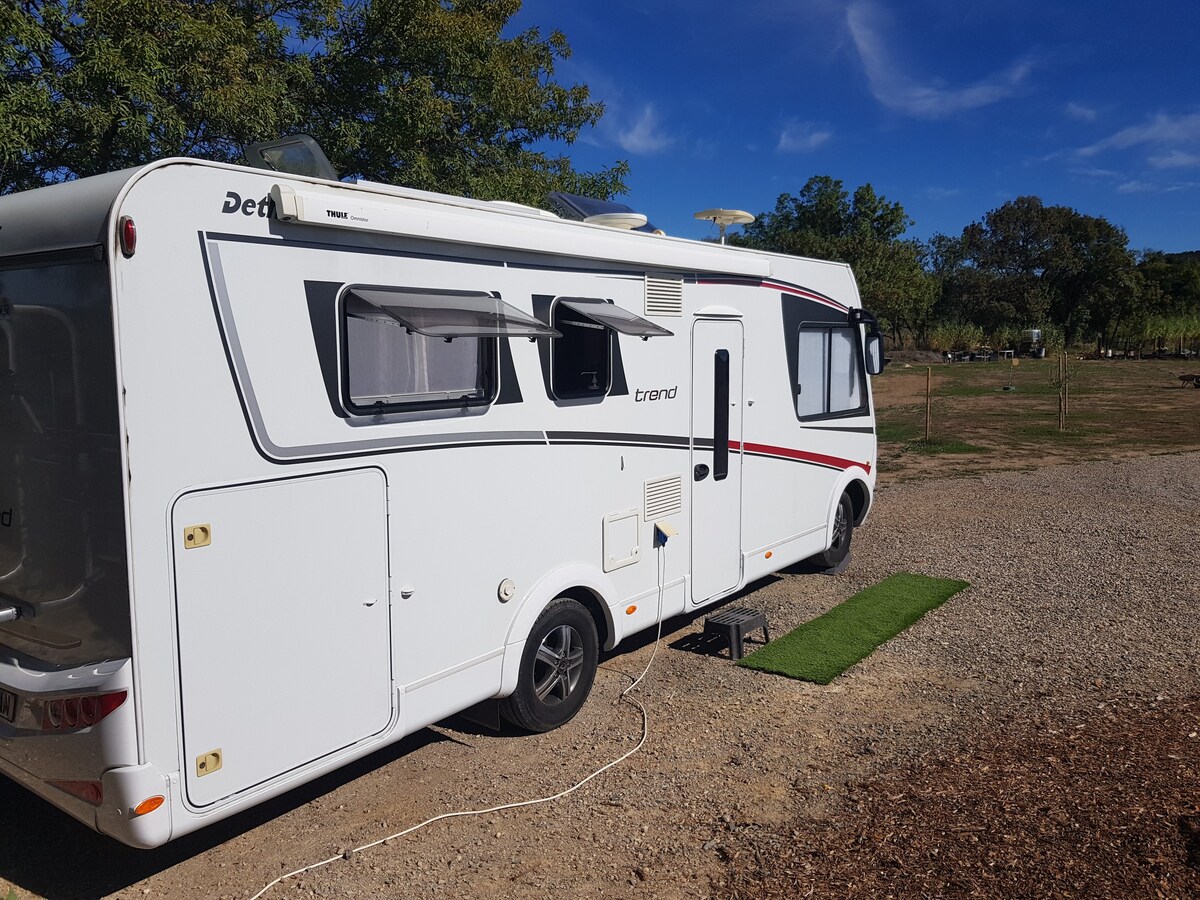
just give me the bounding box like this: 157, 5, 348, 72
0, 257, 131, 665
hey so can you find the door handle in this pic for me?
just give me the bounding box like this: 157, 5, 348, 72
694, 463, 710, 481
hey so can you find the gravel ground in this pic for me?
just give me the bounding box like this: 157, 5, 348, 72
1, 453, 1197, 899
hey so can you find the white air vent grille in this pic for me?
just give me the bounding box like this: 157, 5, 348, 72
644, 474, 683, 520
645, 276, 684, 317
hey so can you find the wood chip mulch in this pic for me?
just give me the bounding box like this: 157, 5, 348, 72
721, 698, 1200, 898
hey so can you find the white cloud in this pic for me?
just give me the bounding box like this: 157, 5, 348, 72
1117, 179, 1199, 194
1078, 111, 1200, 158
1065, 102, 1098, 122
777, 121, 832, 153
1117, 180, 1155, 194
846, 1, 1032, 119
1149, 149, 1200, 169
614, 104, 675, 155
923, 187, 963, 199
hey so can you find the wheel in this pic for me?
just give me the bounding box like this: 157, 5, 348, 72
500, 597, 599, 733
815, 493, 854, 569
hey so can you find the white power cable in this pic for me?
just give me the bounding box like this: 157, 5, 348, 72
250, 543, 670, 900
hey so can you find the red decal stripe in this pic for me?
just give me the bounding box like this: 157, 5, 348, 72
696, 277, 848, 312
739, 440, 871, 474
760, 281, 848, 312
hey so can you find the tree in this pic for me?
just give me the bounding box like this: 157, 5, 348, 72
954, 196, 1138, 347
732, 176, 935, 343
958, 196, 1057, 327
0, 0, 627, 205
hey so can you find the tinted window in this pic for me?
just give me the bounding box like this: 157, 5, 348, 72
344, 313, 494, 412
795, 326, 865, 419
551, 301, 611, 397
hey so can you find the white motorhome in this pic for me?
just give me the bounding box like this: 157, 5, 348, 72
0, 154, 883, 848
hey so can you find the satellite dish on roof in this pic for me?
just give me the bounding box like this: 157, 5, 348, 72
584, 212, 649, 230
694, 208, 755, 244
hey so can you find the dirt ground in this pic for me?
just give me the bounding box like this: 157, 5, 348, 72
872, 356, 1200, 480
2, 365, 1198, 900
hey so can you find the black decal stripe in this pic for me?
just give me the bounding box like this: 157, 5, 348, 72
546, 431, 690, 447
203, 230, 505, 267
802, 425, 875, 434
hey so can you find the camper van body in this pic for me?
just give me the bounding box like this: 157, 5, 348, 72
0, 160, 877, 848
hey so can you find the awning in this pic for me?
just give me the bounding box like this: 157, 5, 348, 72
346, 287, 560, 339
557, 298, 674, 339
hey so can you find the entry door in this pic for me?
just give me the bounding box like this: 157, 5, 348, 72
690, 319, 744, 603
173, 468, 392, 807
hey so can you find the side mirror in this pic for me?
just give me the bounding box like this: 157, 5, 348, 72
865, 332, 885, 375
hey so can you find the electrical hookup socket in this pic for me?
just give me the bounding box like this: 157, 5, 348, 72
653, 521, 679, 547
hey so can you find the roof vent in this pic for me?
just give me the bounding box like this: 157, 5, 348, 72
584, 212, 648, 230
244, 134, 337, 181
645, 276, 684, 317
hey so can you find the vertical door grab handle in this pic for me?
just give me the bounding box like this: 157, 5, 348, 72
713, 349, 730, 481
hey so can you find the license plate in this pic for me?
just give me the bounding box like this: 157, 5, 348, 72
0, 687, 15, 723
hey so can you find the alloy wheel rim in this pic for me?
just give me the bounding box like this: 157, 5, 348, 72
532, 624, 585, 705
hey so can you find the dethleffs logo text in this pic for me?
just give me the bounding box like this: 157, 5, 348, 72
221, 192, 275, 217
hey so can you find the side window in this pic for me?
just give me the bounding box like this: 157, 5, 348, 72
796, 325, 865, 419
551, 300, 611, 397
344, 316, 493, 412
342, 289, 501, 413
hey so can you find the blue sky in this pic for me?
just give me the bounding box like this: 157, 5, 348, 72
510, 0, 1200, 252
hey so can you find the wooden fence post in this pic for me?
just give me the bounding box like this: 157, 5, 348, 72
925, 366, 932, 441
1058, 352, 1066, 431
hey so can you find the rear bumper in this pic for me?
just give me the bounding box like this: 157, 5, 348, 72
0, 654, 170, 846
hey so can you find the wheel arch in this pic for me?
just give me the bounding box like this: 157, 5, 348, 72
499, 564, 618, 698
843, 477, 872, 526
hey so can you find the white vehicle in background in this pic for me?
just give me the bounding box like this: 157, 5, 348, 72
0, 138, 883, 848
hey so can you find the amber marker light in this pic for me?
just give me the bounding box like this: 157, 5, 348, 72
133, 796, 165, 816
625, 605, 637, 615
765, 551, 773, 559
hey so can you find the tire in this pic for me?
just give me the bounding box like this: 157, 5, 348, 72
815, 493, 854, 569
500, 597, 599, 733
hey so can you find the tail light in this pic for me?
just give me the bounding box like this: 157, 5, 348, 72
47, 779, 103, 806
119, 215, 137, 257
41, 690, 127, 732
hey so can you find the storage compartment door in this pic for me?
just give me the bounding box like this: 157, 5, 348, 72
173, 468, 392, 808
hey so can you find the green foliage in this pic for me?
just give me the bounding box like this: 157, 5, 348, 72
945, 196, 1142, 349
305, 0, 627, 203
0, 0, 627, 205
1139, 251, 1200, 315
731, 176, 935, 343
1038, 322, 1065, 352
928, 322, 983, 351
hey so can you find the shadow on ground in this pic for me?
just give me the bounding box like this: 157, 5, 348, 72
0, 728, 445, 900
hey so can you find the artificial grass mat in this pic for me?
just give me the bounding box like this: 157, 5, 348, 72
738, 573, 969, 684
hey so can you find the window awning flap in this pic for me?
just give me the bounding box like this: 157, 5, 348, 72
558, 298, 674, 338
347, 287, 560, 339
